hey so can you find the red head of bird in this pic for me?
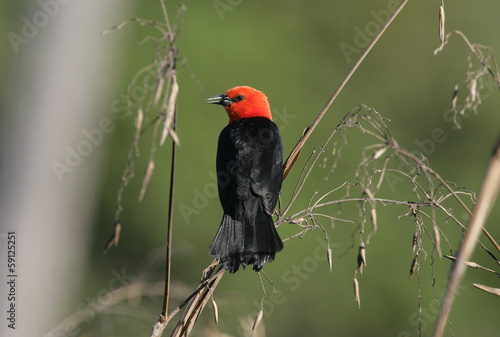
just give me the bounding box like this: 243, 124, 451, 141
207, 86, 272, 124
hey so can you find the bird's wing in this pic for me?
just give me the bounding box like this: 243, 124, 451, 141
249, 120, 283, 215
217, 118, 283, 217
216, 125, 239, 216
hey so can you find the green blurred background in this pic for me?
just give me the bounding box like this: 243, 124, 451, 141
1, 0, 500, 336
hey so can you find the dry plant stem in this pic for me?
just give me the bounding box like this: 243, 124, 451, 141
103, 2, 184, 252
316, 119, 497, 261
102, 17, 167, 36
397, 145, 500, 255
151, 262, 224, 336
436, 30, 500, 88
432, 137, 500, 337
170, 265, 225, 337
282, 0, 410, 180
443, 255, 500, 277
104, 1, 187, 334
160, 0, 172, 33
280, 106, 361, 223
153, 0, 183, 328
473, 283, 500, 296
161, 109, 177, 321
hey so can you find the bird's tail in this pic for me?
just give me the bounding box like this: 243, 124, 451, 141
209, 205, 283, 273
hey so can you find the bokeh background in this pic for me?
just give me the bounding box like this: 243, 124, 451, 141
1, 1, 499, 336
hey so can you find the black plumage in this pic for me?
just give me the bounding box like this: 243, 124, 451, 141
209, 117, 284, 273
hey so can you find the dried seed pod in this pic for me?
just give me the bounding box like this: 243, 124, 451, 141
252, 309, 263, 332
409, 255, 418, 280
444, 255, 482, 269
211, 297, 219, 325
451, 84, 459, 111
154, 77, 164, 105
433, 224, 442, 257
439, 4, 445, 43
465, 261, 480, 268
139, 160, 155, 202
473, 283, 500, 296
133, 107, 144, 156
469, 78, 477, 102
103, 221, 121, 254
135, 108, 143, 137
113, 221, 121, 246
373, 146, 387, 160
354, 277, 361, 309
292, 217, 306, 225
370, 208, 377, 233
327, 245, 333, 273
160, 75, 179, 146
412, 230, 419, 253
357, 240, 366, 274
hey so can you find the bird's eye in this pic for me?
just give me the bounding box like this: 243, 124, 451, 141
233, 95, 245, 102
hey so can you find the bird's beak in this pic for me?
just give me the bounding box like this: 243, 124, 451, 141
207, 93, 232, 106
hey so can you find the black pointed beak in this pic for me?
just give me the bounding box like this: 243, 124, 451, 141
207, 93, 232, 106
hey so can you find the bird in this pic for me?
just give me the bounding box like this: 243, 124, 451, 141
207, 86, 284, 273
